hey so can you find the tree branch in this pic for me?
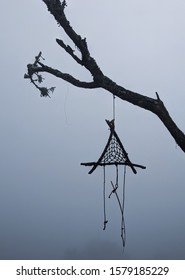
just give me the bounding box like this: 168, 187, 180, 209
26, 61, 99, 89
101, 76, 185, 151
24, 0, 185, 153
56, 38, 83, 65
42, 0, 104, 82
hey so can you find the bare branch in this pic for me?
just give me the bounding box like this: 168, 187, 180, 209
42, 0, 104, 81
24, 1, 185, 153
25, 58, 100, 89
24, 53, 53, 97
101, 76, 185, 151
56, 39, 83, 65
155, 91, 161, 101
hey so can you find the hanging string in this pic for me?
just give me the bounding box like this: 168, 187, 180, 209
103, 165, 108, 230
102, 94, 129, 248
110, 179, 125, 249
121, 165, 127, 248
113, 95, 127, 248
116, 164, 126, 247
108, 165, 126, 249
116, 164, 119, 188
113, 94, 116, 122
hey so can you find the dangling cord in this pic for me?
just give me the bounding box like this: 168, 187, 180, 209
121, 165, 127, 248
116, 164, 125, 248
110, 179, 125, 249
116, 164, 119, 188
109, 165, 125, 249
103, 165, 108, 230
116, 164, 126, 249
113, 94, 116, 123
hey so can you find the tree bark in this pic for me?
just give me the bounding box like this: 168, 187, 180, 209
24, 0, 185, 153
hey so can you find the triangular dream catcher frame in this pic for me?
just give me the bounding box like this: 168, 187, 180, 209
81, 119, 145, 174
81, 98, 146, 249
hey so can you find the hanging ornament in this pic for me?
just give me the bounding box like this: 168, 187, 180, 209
81, 119, 145, 174
81, 95, 146, 248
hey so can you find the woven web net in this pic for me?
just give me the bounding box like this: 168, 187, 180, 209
101, 134, 127, 164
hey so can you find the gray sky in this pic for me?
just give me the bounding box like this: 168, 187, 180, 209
0, 0, 185, 260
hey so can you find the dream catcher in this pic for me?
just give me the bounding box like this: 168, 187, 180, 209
81, 95, 146, 248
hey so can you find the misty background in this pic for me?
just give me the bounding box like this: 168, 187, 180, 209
0, 0, 185, 259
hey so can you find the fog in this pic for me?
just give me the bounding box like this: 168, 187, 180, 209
0, 0, 185, 259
